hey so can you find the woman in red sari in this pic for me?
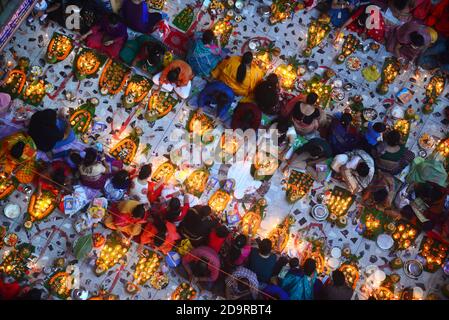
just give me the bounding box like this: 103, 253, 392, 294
36, 160, 73, 203
336, 4, 385, 43
425, 0, 449, 37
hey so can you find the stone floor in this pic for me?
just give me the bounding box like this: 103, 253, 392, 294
0, 0, 448, 300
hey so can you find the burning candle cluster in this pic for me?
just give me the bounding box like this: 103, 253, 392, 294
419, 237, 448, 272
392, 223, 417, 250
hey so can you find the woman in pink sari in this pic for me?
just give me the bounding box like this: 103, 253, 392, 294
81, 13, 128, 59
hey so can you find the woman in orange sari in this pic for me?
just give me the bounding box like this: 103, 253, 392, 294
104, 200, 148, 237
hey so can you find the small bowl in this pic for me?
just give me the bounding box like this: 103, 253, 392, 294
4, 203, 20, 219
307, 61, 318, 72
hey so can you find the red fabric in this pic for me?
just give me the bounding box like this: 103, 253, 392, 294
425, 0, 449, 37
207, 229, 227, 253
110, 203, 148, 227
231, 103, 262, 130
347, 6, 385, 43
147, 181, 164, 203
0, 279, 21, 300
412, 0, 432, 20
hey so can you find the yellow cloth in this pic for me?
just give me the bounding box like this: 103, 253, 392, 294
211, 56, 264, 97
427, 27, 438, 44
117, 199, 140, 214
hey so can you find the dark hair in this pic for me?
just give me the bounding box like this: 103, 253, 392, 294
415, 183, 444, 202
138, 164, 152, 180
266, 73, 279, 85
146, 42, 166, 66
373, 122, 386, 133
52, 168, 66, 186
340, 113, 352, 127
259, 238, 272, 256
356, 161, 370, 177
306, 143, 323, 158
306, 93, 319, 105
10, 141, 25, 159
19, 288, 43, 300
83, 148, 98, 167
357, 11, 369, 27
132, 204, 146, 219
167, 67, 180, 83
234, 234, 247, 248
410, 31, 425, 47
191, 259, 211, 278
373, 188, 388, 203
236, 277, 250, 293
254, 80, 279, 115
240, 110, 255, 130
215, 225, 229, 238
392, 0, 409, 11
69, 151, 82, 166
384, 130, 401, 147
197, 205, 212, 218
108, 13, 122, 25
202, 30, 215, 45
152, 214, 167, 247
332, 270, 346, 286
165, 197, 181, 222
215, 91, 231, 116
236, 52, 253, 83
303, 258, 317, 276
289, 257, 300, 269
111, 170, 130, 189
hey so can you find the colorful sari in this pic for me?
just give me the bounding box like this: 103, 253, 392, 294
281, 271, 317, 300
211, 56, 264, 97
186, 32, 223, 77
86, 16, 128, 59
346, 5, 385, 43
0, 132, 37, 184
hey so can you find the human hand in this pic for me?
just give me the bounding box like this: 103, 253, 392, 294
103, 40, 114, 47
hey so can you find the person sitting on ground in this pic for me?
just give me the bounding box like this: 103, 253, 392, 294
223, 234, 252, 270
282, 137, 332, 172
154, 195, 190, 223
186, 30, 224, 78
328, 0, 358, 28
331, 149, 375, 194
321, 270, 354, 300
248, 238, 278, 284
120, 37, 166, 74
406, 157, 448, 188
78, 148, 115, 190
211, 52, 264, 97
362, 171, 401, 217
104, 199, 148, 237
425, 0, 449, 38
360, 122, 387, 152
103, 169, 130, 201
197, 81, 235, 121
225, 266, 259, 300
207, 225, 230, 253
0, 132, 37, 184
328, 112, 360, 154
120, 0, 163, 34
152, 60, 193, 99
417, 36, 449, 75
178, 205, 216, 247
52, 149, 83, 171
80, 12, 128, 59
129, 164, 152, 204
36, 160, 73, 203
372, 129, 414, 175
230, 102, 262, 131
182, 245, 221, 291
138, 212, 180, 254
254, 74, 282, 116
280, 258, 324, 300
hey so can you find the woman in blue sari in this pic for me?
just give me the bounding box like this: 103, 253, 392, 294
186, 30, 224, 78
280, 258, 323, 300
120, 0, 163, 34
328, 112, 360, 155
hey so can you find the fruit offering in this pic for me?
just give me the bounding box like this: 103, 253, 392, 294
326, 187, 354, 217
376, 57, 400, 95
240, 198, 267, 238
209, 190, 231, 213
0, 175, 18, 200
99, 59, 130, 95
95, 233, 130, 276
335, 34, 360, 64
0, 243, 34, 280
303, 16, 331, 56
146, 91, 179, 121
109, 129, 141, 165
392, 222, 417, 250
419, 237, 448, 273
172, 282, 197, 300
151, 161, 175, 183
46, 271, 72, 299
74, 48, 104, 80
437, 138, 449, 158
286, 170, 314, 203
69, 99, 97, 135
123, 75, 152, 108
172, 5, 194, 32
340, 264, 359, 289
133, 249, 162, 285
22, 79, 46, 106
267, 215, 296, 253
92, 233, 106, 248
422, 74, 446, 114
147, 0, 165, 10
187, 110, 215, 139
46, 32, 74, 63
393, 119, 410, 144
184, 168, 209, 197
212, 19, 234, 48
28, 190, 57, 222
150, 271, 169, 290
